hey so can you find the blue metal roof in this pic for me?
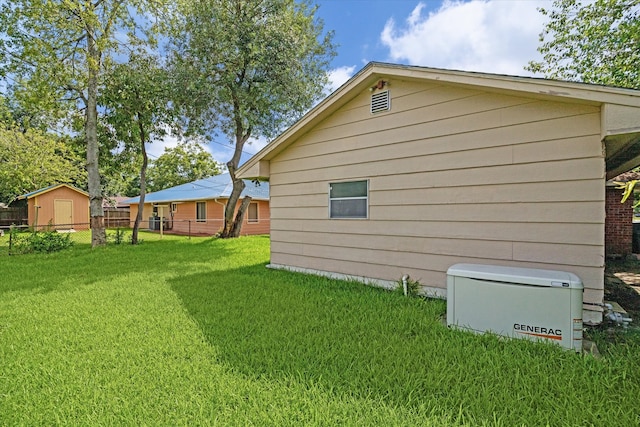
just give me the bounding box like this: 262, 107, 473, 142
122, 173, 269, 205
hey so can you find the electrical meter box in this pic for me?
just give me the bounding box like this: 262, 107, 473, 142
447, 264, 583, 352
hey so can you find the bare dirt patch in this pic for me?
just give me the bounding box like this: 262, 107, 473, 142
605, 259, 640, 320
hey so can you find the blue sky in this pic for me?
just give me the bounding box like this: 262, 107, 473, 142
151, 0, 550, 165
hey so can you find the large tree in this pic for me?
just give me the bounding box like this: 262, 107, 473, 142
0, 0, 165, 246
101, 51, 174, 244
168, 0, 335, 237
527, 0, 640, 89
147, 141, 222, 192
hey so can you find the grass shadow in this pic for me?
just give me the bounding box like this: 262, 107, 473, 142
0, 235, 246, 297
168, 266, 639, 425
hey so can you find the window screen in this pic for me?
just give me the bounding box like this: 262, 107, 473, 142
196, 201, 206, 222
248, 202, 258, 223
329, 180, 368, 219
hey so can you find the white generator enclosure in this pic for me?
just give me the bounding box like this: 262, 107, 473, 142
447, 264, 583, 352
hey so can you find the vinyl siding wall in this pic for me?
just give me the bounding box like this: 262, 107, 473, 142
268, 79, 605, 307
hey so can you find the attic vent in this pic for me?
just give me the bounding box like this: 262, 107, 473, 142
371, 90, 390, 114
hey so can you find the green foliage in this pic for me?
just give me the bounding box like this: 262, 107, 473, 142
147, 141, 221, 191
0, 0, 166, 113
102, 52, 173, 144
169, 0, 336, 140
0, 95, 13, 128
9, 228, 73, 254
527, 0, 640, 89
107, 228, 130, 245
614, 180, 640, 208
0, 127, 85, 204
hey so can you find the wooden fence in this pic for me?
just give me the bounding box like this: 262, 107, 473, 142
104, 208, 130, 228
0, 207, 28, 227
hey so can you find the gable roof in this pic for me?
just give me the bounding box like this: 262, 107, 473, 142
237, 61, 640, 180
123, 173, 269, 205
17, 184, 88, 200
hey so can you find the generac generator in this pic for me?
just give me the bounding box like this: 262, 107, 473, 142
446, 264, 583, 352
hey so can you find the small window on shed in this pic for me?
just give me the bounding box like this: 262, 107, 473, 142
371, 90, 390, 114
329, 180, 368, 219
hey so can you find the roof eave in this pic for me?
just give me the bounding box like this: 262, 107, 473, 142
17, 183, 89, 200
124, 195, 269, 205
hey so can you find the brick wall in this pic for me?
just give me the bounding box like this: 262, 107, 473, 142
605, 186, 634, 257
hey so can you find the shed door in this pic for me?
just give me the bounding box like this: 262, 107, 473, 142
54, 199, 73, 227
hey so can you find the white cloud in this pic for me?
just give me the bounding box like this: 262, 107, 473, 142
380, 0, 547, 76
326, 65, 357, 94
146, 133, 179, 159
247, 135, 269, 153
146, 133, 223, 164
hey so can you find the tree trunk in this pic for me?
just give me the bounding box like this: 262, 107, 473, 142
229, 196, 251, 237
86, 26, 106, 247
219, 129, 250, 238
132, 113, 148, 245
220, 164, 246, 238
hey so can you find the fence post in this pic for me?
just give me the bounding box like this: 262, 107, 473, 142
188, 220, 191, 240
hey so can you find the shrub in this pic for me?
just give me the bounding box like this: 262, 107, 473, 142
10, 228, 73, 254
107, 228, 130, 245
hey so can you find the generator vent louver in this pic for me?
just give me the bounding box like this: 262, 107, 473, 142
371, 90, 390, 114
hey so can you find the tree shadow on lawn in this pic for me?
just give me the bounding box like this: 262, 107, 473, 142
0, 237, 245, 297
169, 266, 602, 423
169, 265, 426, 404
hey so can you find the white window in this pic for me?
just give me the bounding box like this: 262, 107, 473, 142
171, 202, 178, 213
329, 180, 368, 219
248, 202, 258, 223
196, 201, 206, 222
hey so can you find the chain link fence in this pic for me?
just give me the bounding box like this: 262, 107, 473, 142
0, 219, 234, 256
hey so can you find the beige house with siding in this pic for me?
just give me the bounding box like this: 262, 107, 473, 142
238, 62, 640, 324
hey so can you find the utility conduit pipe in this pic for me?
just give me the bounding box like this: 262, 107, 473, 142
402, 275, 409, 297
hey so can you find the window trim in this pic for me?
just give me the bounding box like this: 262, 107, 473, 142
329, 180, 369, 219
196, 201, 207, 222
247, 202, 259, 223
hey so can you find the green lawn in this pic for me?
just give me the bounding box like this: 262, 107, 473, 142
1, 235, 639, 426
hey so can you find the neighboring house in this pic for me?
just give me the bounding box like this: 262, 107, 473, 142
15, 184, 89, 230
123, 173, 270, 236
103, 196, 130, 210
238, 62, 640, 325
